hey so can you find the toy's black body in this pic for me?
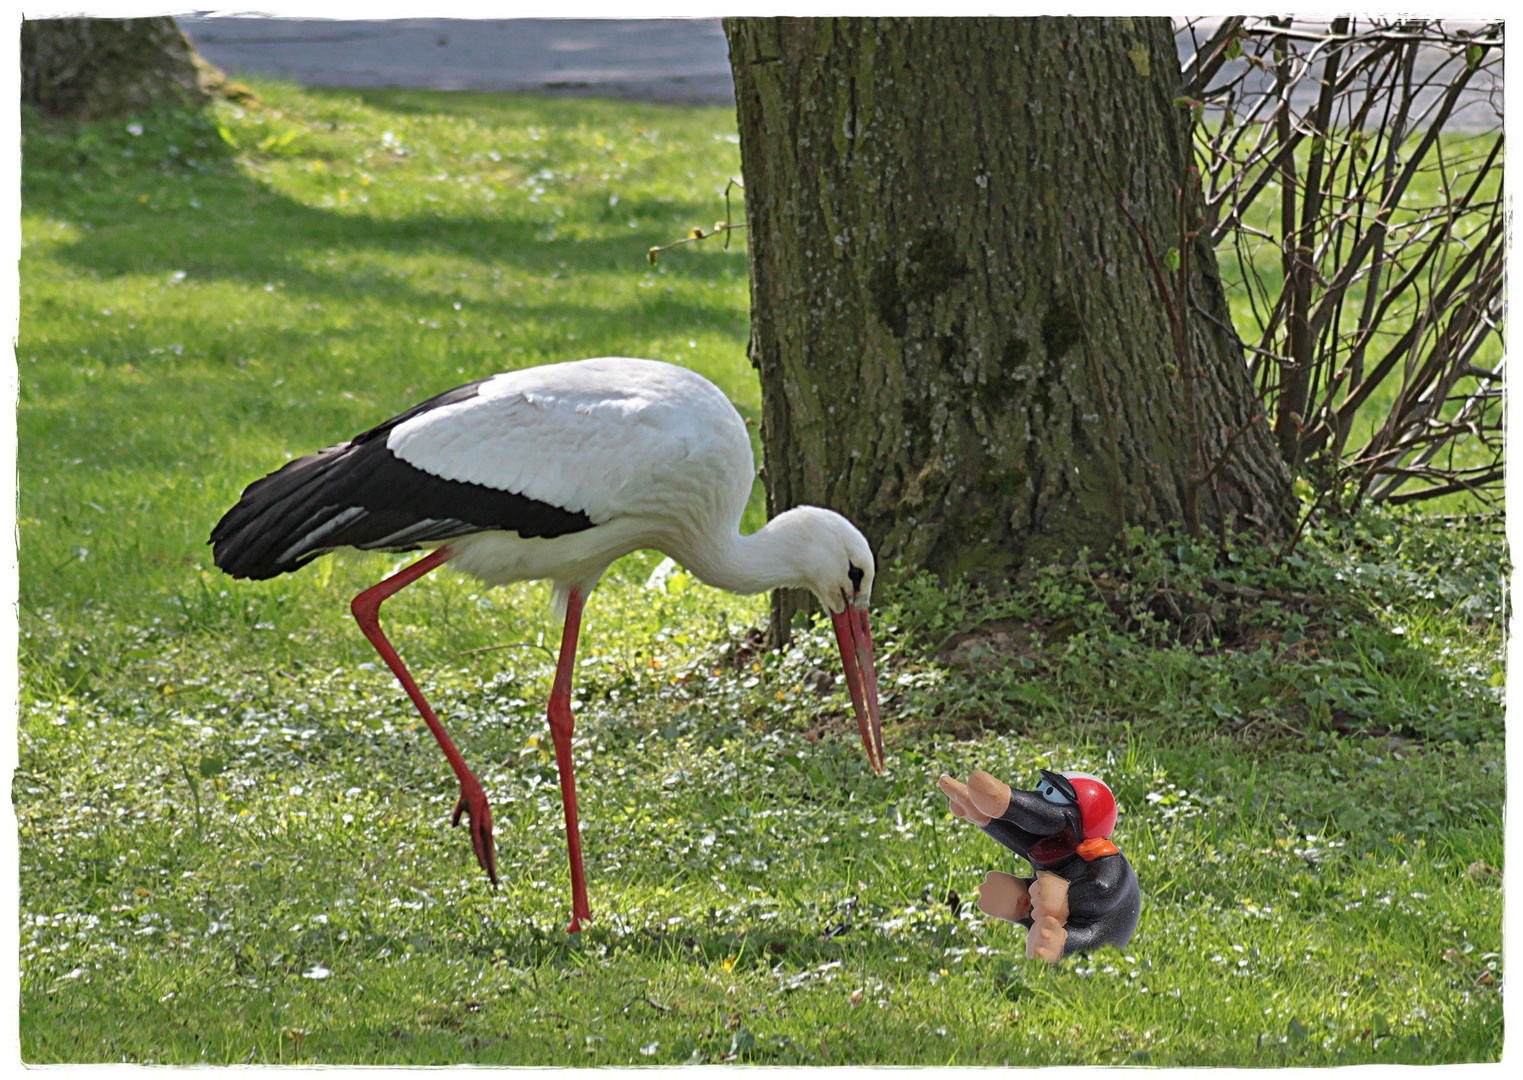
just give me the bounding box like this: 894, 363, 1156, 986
979, 774, 1141, 956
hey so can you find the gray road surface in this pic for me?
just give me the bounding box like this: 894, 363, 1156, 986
181, 16, 1500, 130
181, 17, 736, 105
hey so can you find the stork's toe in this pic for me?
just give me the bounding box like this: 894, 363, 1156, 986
454, 787, 498, 886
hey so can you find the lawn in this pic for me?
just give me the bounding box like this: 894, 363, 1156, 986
16, 81, 1504, 1064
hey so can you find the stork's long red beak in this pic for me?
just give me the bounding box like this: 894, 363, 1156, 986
832, 607, 885, 774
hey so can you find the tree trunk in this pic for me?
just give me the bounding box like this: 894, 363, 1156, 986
21, 17, 232, 119
725, 17, 1293, 641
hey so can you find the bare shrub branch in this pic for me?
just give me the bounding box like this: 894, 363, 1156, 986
1182, 16, 1504, 509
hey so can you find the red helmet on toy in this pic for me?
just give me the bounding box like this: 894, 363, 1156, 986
1060, 771, 1118, 839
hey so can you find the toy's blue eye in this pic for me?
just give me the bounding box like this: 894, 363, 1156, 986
1039, 783, 1069, 805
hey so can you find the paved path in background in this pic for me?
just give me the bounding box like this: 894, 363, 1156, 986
181, 17, 736, 105
182, 16, 1499, 130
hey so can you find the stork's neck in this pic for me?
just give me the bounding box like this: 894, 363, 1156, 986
670, 514, 813, 598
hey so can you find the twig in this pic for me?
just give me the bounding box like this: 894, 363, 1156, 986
647, 222, 747, 265
1074, 115, 1179, 327
455, 641, 556, 660
1385, 470, 1505, 506
1277, 482, 1340, 564
1176, 159, 1203, 537
1189, 15, 1503, 514
647, 177, 746, 264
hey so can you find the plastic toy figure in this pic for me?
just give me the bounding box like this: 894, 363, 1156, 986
939, 768, 1140, 962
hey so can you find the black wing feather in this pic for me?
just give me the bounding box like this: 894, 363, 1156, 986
210, 380, 595, 580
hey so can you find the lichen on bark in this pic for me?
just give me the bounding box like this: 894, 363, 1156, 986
725, 16, 1293, 639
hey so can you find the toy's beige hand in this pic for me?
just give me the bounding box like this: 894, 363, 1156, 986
1030, 869, 1071, 921
938, 774, 991, 826
976, 871, 1032, 922
943, 771, 1072, 961
966, 770, 1013, 818
1027, 870, 1070, 964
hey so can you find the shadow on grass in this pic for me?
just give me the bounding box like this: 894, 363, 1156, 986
21, 104, 749, 338
399, 914, 958, 985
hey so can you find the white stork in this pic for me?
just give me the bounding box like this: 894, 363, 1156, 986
210, 357, 883, 932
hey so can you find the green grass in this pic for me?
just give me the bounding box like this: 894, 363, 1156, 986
18, 83, 1504, 1065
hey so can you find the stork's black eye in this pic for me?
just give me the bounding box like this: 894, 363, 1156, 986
848, 564, 864, 590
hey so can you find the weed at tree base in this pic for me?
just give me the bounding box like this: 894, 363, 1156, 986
18, 83, 1502, 1065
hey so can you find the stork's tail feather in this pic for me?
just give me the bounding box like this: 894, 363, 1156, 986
210, 419, 598, 581
210, 444, 367, 580
209, 437, 493, 579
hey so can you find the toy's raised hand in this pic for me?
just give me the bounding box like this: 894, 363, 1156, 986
939, 771, 1039, 856
938, 774, 991, 825
940, 770, 1020, 817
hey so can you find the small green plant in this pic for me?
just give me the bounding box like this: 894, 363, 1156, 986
18, 81, 1502, 1066
875, 511, 1503, 748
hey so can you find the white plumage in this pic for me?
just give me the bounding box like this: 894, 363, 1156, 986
386, 358, 755, 611
212, 356, 884, 931
390, 358, 750, 521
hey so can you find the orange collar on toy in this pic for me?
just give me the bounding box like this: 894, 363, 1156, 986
1077, 837, 1119, 860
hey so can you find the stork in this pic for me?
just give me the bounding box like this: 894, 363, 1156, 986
210, 357, 883, 931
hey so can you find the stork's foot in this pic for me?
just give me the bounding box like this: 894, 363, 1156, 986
453, 783, 497, 886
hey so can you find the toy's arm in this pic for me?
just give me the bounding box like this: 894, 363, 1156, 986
979, 820, 1043, 855
1064, 852, 1131, 914
939, 774, 1043, 855
1027, 871, 1070, 963
980, 867, 1093, 965
976, 871, 1034, 924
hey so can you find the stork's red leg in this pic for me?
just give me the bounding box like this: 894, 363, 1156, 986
549, 589, 592, 933
350, 547, 497, 886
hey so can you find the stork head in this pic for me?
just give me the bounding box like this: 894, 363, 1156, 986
771, 505, 876, 613
770, 507, 884, 774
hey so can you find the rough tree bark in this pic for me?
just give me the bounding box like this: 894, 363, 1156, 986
725, 17, 1293, 640
21, 17, 235, 119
